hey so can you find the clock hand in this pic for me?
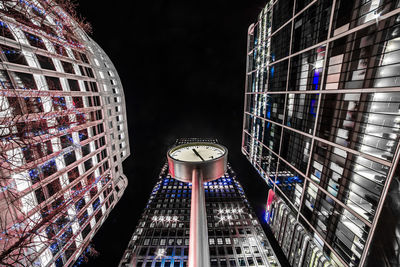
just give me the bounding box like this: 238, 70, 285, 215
192, 148, 205, 161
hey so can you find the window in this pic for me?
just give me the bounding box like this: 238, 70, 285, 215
0, 21, 14, 40
238, 258, 246, 266
67, 167, 79, 182
0, 70, 13, 89
61, 61, 75, 74
55, 257, 63, 267
60, 134, 73, 149
75, 197, 86, 212
36, 54, 55, 70
17, 119, 48, 137
84, 158, 93, 172
24, 32, 47, 50
0, 45, 27, 65
90, 82, 98, 92
56, 115, 70, 130
68, 79, 80, 91
247, 257, 255, 266
95, 209, 102, 222
47, 179, 61, 197
85, 67, 94, 78
81, 144, 91, 157
35, 188, 45, 203
72, 50, 81, 61
64, 151, 76, 166
72, 97, 83, 108
93, 96, 101, 106
79, 65, 85, 76
41, 160, 57, 178
87, 172, 95, 185
24, 97, 43, 113
77, 211, 88, 226
80, 53, 89, 64
52, 97, 67, 111
78, 129, 88, 141
292, 0, 331, 53
12, 72, 37, 89
65, 241, 76, 260
87, 96, 93, 107
235, 247, 242, 254
5, 8, 31, 26
81, 224, 91, 239
24, 141, 53, 162
76, 113, 86, 125
84, 80, 90, 91
46, 76, 63, 91
53, 43, 67, 57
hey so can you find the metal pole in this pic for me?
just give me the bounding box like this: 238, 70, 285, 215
188, 168, 210, 267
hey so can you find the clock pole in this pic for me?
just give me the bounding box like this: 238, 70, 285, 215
167, 142, 228, 267
188, 168, 210, 267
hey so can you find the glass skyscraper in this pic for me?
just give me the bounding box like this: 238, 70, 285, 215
242, 0, 400, 266
119, 138, 279, 267
0, 1, 130, 266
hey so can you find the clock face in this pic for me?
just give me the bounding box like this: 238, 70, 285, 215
169, 144, 225, 163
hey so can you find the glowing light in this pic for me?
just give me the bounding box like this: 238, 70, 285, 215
155, 248, 166, 259
373, 11, 382, 20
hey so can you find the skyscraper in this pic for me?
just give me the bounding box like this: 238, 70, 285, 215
242, 0, 400, 266
0, 1, 129, 266
119, 138, 279, 267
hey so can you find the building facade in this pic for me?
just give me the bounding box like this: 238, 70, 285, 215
242, 0, 400, 266
119, 138, 279, 267
0, 1, 130, 266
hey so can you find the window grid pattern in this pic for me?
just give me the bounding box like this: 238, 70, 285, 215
0, 2, 130, 267
120, 139, 280, 267
242, 0, 400, 266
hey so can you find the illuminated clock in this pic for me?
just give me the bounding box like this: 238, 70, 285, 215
168, 143, 225, 162
167, 142, 228, 182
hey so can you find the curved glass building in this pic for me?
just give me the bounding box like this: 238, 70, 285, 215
0, 1, 130, 266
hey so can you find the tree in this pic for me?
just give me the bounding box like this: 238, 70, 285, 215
0, 1, 103, 266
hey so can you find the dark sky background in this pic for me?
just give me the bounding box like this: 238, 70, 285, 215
75, 1, 286, 266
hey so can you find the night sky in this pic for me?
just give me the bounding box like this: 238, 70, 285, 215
75, 1, 286, 266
